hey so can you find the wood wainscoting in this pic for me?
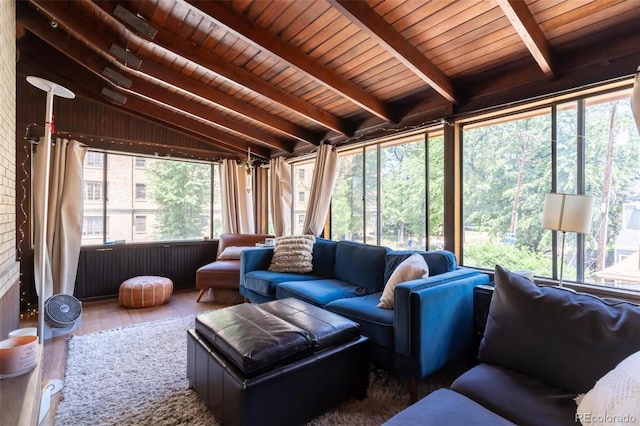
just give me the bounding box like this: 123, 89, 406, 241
74, 240, 219, 300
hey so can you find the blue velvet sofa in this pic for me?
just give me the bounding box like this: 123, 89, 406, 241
239, 238, 490, 401
384, 265, 640, 425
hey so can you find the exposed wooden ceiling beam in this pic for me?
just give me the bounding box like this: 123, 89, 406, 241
93, 1, 353, 137
22, 1, 292, 153
328, 0, 456, 104
17, 3, 271, 158
495, 0, 555, 79
17, 46, 233, 156
87, 2, 323, 145
110, 96, 271, 159
18, 54, 265, 159
185, 0, 394, 122
134, 59, 323, 145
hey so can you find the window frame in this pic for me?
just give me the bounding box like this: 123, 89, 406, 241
81, 151, 220, 246
457, 81, 640, 299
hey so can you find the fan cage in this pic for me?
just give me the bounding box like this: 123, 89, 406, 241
44, 294, 82, 328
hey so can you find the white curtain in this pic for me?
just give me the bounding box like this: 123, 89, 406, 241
33, 138, 87, 299
269, 157, 292, 237
302, 143, 338, 236
631, 65, 640, 135
220, 159, 255, 234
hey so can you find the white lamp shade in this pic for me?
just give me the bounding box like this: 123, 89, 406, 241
543, 193, 594, 234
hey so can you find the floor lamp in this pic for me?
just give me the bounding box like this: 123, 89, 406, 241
26, 76, 75, 344
542, 193, 595, 287
27, 76, 75, 423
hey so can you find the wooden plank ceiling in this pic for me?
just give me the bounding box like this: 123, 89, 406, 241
15, 0, 640, 161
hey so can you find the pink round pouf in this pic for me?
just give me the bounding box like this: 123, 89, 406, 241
119, 276, 173, 308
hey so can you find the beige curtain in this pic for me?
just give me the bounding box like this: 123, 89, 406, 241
220, 159, 255, 234
632, 65, 640, 135
34, 138, 87, 299
303, 143, 338, 236
269, 157, 292, 237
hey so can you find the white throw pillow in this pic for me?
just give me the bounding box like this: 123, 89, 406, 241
218, 246, 254, 260
378, 253, 429, 310
576, 350, 640, 426
268, 235, 315, 273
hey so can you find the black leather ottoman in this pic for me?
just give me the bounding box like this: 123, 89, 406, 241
187, 298, 369, 426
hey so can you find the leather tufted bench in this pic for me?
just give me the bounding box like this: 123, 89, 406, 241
118, 276, 173, 308
187, 298, 369, 425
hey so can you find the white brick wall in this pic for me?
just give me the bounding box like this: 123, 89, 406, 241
0, 0, 19, 298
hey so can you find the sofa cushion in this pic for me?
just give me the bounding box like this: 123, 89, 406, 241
576, 350, 640, 425
269, 235, 315, 273
276, 279, 367, 307
378, 253, 429, 310
382, 389, 515, 426
480, 265, 640, 394
196, 259, 242, 290
333, 241, 389, 292
310, 238, 338, 277
259, 297, 362, 352
451, 363, 579, 425
325, 293, 394, 349
244, 270, 324, 298
195, 304, 311, 376
383, 250, 456, 283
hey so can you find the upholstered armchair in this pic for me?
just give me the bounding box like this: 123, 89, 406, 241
196, 233, 272, 302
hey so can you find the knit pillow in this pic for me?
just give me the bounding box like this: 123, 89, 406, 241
268, 235, 316, 273
576, 350, 640, 425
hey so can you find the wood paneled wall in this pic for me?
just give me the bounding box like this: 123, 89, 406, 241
73, 240, 219, 300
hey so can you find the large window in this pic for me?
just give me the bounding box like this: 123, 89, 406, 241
462, 88, 640, 292
81, 153, 221, 245
330, 131, 442, 249
291, 159, 314, 235
331, 150, 364, 242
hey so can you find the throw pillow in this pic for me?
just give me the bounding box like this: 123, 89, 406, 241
268, 235, 315, 273
576, 350, 640, 426
218, 246, 256, 260
378, 253, 429, 310
479, 265, 640, 394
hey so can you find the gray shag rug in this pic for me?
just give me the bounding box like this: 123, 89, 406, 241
56, 314, 466, 425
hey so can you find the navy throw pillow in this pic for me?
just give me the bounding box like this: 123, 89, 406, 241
479, 265, 640, 394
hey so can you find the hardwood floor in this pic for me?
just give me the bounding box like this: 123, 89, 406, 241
20, 289, 231, 426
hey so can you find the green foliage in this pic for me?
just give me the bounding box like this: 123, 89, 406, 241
380, 141, 426, 245
329, 90, 639, 285
464, 240, 552, 277
331, 153, 364, 240
463, 96, 640, 281
146, 160, 211, 240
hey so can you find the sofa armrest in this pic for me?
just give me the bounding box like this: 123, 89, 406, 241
393, 269, 489, 375
239, 247, 274, 283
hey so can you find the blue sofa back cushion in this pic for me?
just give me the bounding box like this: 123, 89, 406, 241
311, 238, 337, 278
479, 265, 640, 394
333, 241, 389, 292
383, 250, 457, 284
